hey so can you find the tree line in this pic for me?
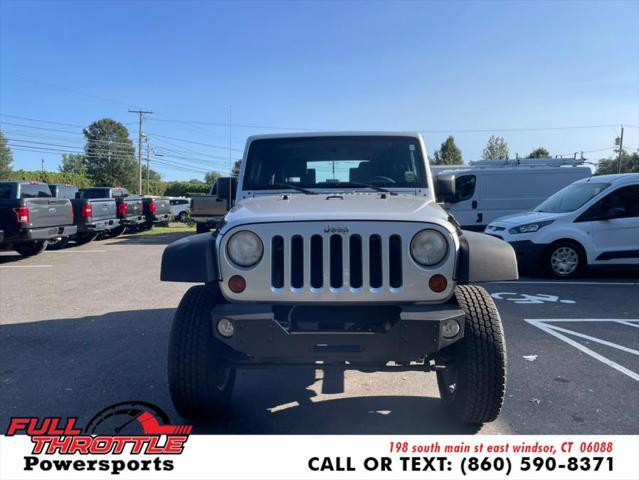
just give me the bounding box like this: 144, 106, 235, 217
1, 123, 637, 189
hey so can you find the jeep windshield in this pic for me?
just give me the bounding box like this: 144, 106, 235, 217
243, 136, 427, 192
535, 182, 610, 213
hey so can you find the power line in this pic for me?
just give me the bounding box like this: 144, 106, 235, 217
146, 131, 244, 152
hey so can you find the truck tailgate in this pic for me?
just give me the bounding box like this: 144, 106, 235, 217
124, 197, 143, 218
26, 198, 73, 228
89, 199, 117, 221
191, 196, 227, 218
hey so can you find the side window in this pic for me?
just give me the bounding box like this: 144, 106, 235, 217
581, 185, 639, 220
454, 175, 476, 202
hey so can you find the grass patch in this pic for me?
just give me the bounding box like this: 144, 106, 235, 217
134, 223, 195, 235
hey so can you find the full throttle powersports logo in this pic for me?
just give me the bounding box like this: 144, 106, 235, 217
5, 401, 192, 475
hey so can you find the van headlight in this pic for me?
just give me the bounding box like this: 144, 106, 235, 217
226, 230, 263, 267
410, 229, 448, 266
508, 220, 554, 234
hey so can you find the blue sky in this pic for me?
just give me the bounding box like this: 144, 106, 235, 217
1, 0, 638, 180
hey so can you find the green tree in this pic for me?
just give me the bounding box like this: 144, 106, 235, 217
482, 135, 509, 160
59, 153, 87, 176
0, 130, 14, 178
7, 169, 91, 187
163, 180, 210, 197
83, 119, 137, 190
596, 150, 639, 175
142, 166, 165, 195
231, 159, 241, 177
528, 147, 550, 158
432, 136, 463, 165
204, 170, 221, 185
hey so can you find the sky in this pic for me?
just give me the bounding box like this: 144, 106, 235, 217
1, 0, 638, 181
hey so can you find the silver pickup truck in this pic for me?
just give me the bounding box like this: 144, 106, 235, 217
161, 132, 518, 425
190, 178, 235, 233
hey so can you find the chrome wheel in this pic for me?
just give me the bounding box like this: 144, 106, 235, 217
550, 246, 579, 276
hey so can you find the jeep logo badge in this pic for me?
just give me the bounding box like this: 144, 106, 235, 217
323, 225, 349, 234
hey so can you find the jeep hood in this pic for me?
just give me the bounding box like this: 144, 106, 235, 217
222, 193, 452, 230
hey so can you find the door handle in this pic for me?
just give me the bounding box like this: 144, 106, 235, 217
472, 200, 478, 209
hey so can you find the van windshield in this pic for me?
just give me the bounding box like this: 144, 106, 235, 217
243, 136, 427, 191
535, 182, 610, 213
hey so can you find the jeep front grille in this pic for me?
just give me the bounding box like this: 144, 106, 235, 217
270, 232, 403, 291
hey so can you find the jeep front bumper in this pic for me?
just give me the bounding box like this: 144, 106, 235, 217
211, 304, 465, 364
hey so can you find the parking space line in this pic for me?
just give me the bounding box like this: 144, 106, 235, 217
0, 265, 52, 269
46, 250, 106, 254
615, 320, 639, 328
525, 319, 639, 382
542, 324, 639, 356
489, 281, 639, 286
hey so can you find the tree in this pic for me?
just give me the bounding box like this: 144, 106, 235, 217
164, 180, 210, 197
83, 119, 137, 190
231, 159, 241, 177
432, 136, 463, 165
204, 170, 221, 185
596, 150, 639, 175
482, 135, 509, 160
528, 147, 550, 158
0, 130, 13, 178
59, 153, 87, 176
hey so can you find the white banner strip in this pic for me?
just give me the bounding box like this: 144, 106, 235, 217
1, 435, 638, 480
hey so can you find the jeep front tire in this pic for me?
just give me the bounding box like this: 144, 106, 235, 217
168, 284, 236, 420
436, 285, 507, 424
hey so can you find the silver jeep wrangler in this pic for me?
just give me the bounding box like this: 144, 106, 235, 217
161, 133, 518, 424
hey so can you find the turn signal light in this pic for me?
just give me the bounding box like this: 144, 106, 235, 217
149, 199, 157, 214
429, 274, 448, 293
117, 202, 128, 217
228, 275, 246, 293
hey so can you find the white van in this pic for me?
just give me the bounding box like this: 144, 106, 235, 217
435, 163, 591, 230
485, 173, 639, 278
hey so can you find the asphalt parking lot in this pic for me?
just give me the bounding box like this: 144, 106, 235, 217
1, 232, 637, 435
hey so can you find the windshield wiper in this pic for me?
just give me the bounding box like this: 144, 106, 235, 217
326, 182, 397, 195
268, 183, 317, 195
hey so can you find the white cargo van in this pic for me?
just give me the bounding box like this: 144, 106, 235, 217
486, 173, 639, 278
434, 160, 592, 230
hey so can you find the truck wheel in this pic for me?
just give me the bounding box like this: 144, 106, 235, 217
74, 233, 98, 245
436, 285, 507, 424
47, 237, 70, 250
108, 226, 125, 238
545, 240, 584, 279
168, 284, 236, 420
15, 240, 48, 257
178, 211, 188, 223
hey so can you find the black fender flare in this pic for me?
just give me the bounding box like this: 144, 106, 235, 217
161, 233, 218, 283
456, 230, 519, 283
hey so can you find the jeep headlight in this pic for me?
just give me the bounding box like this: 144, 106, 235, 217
226, 230, 263, 267
508, 220, 554, 234
410, 229, 448, 266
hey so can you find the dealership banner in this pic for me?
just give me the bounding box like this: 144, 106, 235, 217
1, 434, 638, 479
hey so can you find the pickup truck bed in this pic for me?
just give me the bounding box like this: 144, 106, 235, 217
142, 197, 172, 227
77, 187, 144, 236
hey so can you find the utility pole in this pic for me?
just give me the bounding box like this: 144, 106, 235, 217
129, 109, 153, 195
41, 158, 44, 173
616, 125, 624, 174
145, 138, 150, 195
228, 105, 232, 208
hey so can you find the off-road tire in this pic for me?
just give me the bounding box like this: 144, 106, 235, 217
168, 284, 236, 420
47, 237, 70, 250
178, 211, 188, 223
15, 240, 48, 257
545, 240, 585, 279
74, 232, 98, 245
437, 285, 507, 424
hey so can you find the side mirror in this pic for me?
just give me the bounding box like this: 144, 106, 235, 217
436, 174, 456, 203
215, 177, 237, 207
605, 206, 625, 220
